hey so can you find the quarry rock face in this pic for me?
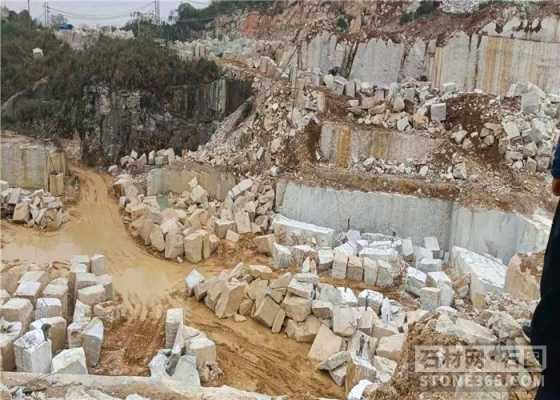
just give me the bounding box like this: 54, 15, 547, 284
78, 79, 252, 165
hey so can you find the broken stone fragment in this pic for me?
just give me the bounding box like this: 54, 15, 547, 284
331, 251, 348, 279
419, 287, 440, 311
225, 230, 240, 242
346, 256, 364, 281
332, 306, 357, 337
73, 299, 92, 323
287, 278, 314, 299
171, 354, 200, 386
51, 347, 88, 374
272, 243, 292, 269
185, 269, 205, 297
214, 281, 246, 319
319, 350, 350, 371
430, 103, 446, 122
81, 318, 104, 367
165, 308, 184, 348
357, 289, 384, 313
254, 234, 274, 256
282, 294, 311, 322
78, 284, 106, 306
0, 319, 23, 371
435, 313, 497, 345
149, 225, 165, 252
308, 324, 343, 362
254, 296, 280, 328
375, 333, 406, 362
188, 337, 216, 370
165, 230, 184, 260
12, 202, 30, 223
14, 280, 42, 305
345, 354, 376, 394
90, 254, 106, 276
184, 231, 204, 263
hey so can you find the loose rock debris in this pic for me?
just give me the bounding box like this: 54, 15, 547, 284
0, 183, 67, 231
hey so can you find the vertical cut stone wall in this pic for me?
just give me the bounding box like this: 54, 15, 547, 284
275, 179, 550, 263
0, 142, 64, 190
280, 16, 560, 95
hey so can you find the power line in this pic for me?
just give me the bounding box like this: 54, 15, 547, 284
45, 1, 154, 21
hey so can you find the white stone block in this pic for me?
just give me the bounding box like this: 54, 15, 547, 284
188, 337, 216, 369
35, 298, 62, 319
13, 329, 52, 373
165, 308, 184, 348
0, 298, 33, 331
450, 246, 506, 308
51, 347, 88, 374
185, 269, 205, 297
357, 289, 384, 313
423, 236, 441, 259
14, 281, 42, 305
90, 254, 106, 276
30, 316, 66, 354
405, 267, 427, 297
82, 318, 103, 367
95, 275, 113, 300
78, 284, 106, 306
0, 320, 22, 371
331, 251, 348, 279
272, 243, 292, 269
419, 287, 441, 311
272, 215, 335, 247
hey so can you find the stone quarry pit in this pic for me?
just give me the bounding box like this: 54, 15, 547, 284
1, 1, 558, 400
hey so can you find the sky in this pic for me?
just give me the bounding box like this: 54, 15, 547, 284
2, 0, 210, 27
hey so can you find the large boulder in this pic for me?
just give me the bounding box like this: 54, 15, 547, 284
450, 246, 506, 309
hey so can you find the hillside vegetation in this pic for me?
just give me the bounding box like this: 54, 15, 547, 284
1, 9, 221, 136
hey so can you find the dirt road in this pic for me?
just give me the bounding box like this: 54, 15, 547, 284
0, 166, 343, 398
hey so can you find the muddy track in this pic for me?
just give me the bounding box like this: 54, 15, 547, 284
1, 165, 344, 398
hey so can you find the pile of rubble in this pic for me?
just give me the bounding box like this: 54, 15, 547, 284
321, 75, 559, 177
182, 241, 536, 396
171, 37, 283, 64
192, 77, 315, 175
114, 167, 275, 262
177, 36, 559, 189
180, 204, 541, 396
115, 148, 179, 173
0, 254, 119, 375
148, 308, 222, 386
0, 181, 67, 231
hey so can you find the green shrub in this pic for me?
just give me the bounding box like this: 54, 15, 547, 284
336, 16, 349, 32
399, 1, 438, 25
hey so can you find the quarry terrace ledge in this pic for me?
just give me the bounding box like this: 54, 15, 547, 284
275, 178, 551, 264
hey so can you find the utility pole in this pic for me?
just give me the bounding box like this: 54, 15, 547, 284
154, 0, 160, 25
43, 0, 49, 26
